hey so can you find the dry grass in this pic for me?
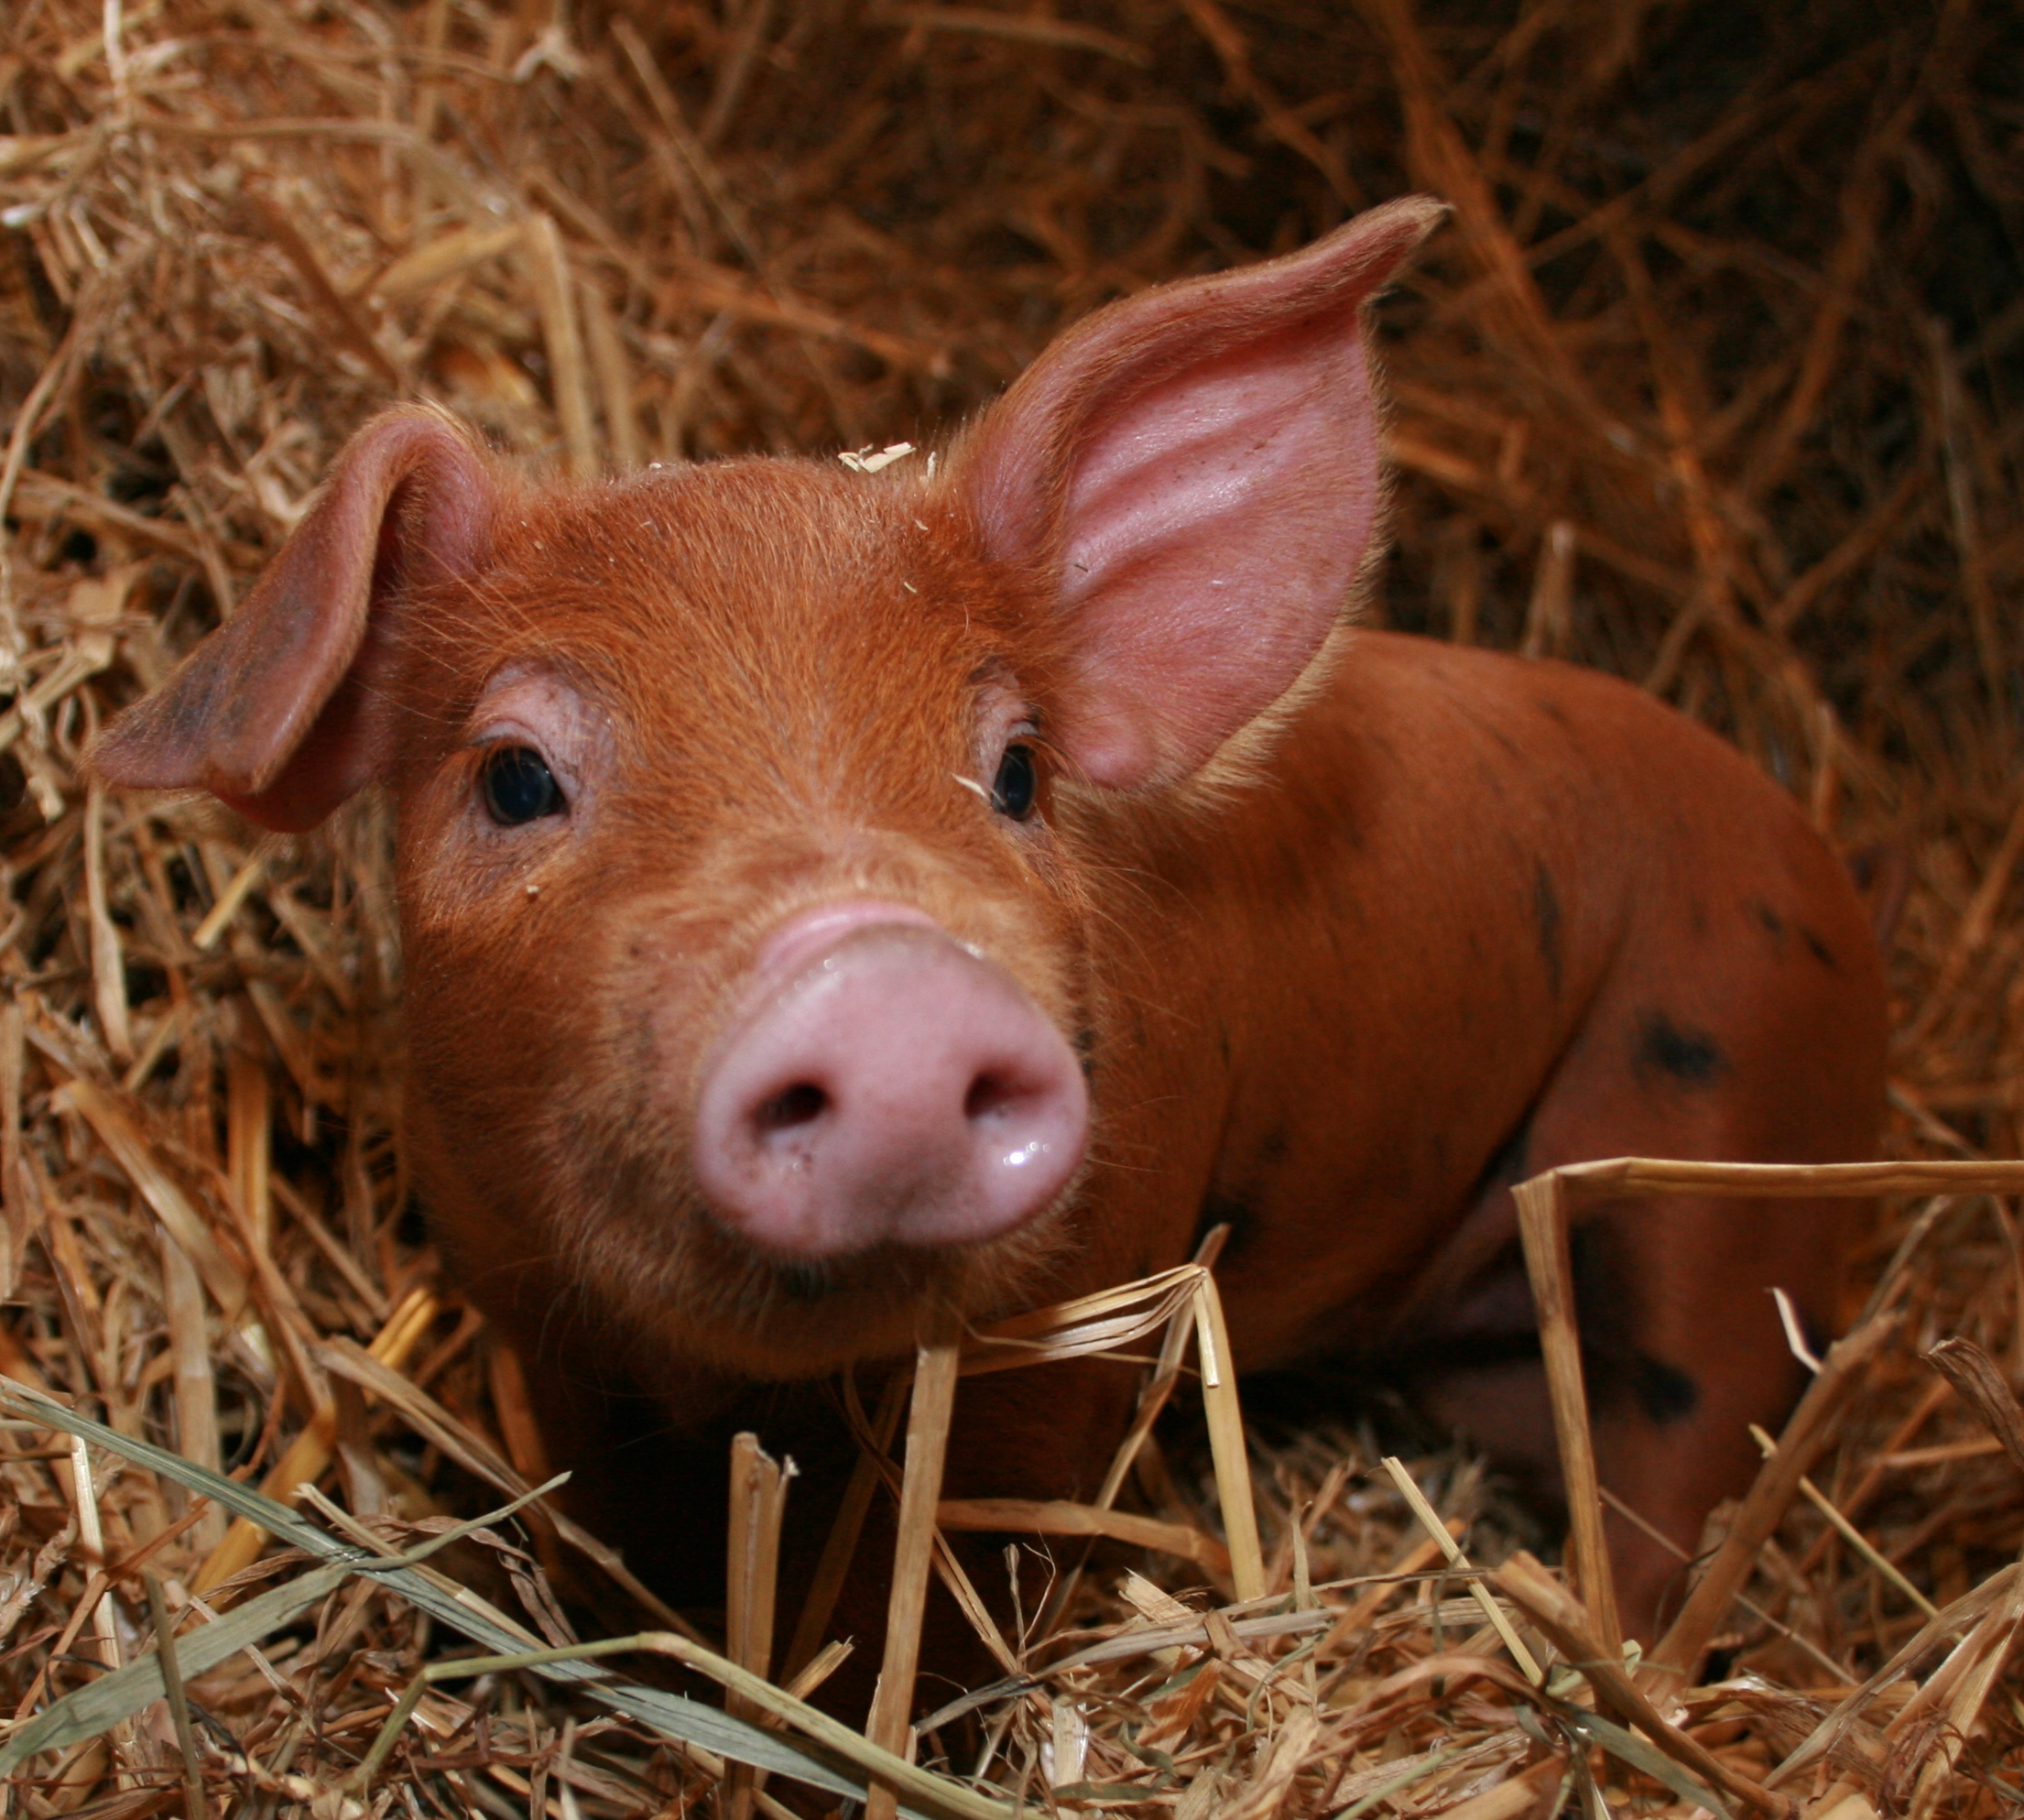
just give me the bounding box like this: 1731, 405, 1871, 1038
0, 0, 2020, 1815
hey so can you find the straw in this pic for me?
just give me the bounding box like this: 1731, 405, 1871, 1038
1, 0, 2021, 1811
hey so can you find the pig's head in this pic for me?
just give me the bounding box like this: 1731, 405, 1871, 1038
92, 197, 1441, 1378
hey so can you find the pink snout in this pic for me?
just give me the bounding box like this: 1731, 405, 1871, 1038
691, 914, 1088, 1258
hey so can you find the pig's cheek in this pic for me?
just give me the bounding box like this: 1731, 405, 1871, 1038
404, 980, 678, 1303
404, 781, 580, 907
551, 921, 737, 1211
988, 877, 1096, 1060
394, 851, 612, 1139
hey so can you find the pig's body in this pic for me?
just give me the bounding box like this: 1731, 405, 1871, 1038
414, 477, 1880, 1639
92, 196, 1888, 1688
1080, 629, 1884, 1615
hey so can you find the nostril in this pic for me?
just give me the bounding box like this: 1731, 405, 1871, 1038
755, 1081, 828, 1134
963, 1069, 1022, 1122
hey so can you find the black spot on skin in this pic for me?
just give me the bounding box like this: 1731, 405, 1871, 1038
1749, 899, 1784, 940
1537, 696, 1570, 728
1531, 863, 1562, 999
1630, 1355, 1701, 1425
1634, 1011, 1726, 1086
1194, 1192, 1256, 1259
1800, 926, 1837, 970
1255, 1128, 1289, 1169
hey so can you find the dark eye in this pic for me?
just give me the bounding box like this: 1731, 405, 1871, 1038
991, 743, 1037, 821
481, 746, 565, 826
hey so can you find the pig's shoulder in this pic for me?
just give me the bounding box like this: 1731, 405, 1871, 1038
1321, 630, 1777, 790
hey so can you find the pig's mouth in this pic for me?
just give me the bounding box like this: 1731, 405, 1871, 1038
626, 1184, 1083, 1380
536, 1099, 1088, 1381
769, 1256, 845, 1302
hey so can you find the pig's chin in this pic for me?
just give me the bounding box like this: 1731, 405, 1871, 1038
585, 1191, 1075, 1382
707, 1211, 1071, 1379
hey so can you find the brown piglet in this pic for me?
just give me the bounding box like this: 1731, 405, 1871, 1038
92, 195, 1888, 1694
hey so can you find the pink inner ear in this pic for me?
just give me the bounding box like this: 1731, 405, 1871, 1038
1052, 314, 1379, 786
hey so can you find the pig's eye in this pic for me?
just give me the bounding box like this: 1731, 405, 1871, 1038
481, 746, 565, 825
991, 743, 1038, 821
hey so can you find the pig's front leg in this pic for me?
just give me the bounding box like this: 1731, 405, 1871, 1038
804, 1355, 1145, 1717
505, 1326, 1143, 1715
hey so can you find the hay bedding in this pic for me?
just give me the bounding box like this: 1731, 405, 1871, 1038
0, 0, 2019, 1813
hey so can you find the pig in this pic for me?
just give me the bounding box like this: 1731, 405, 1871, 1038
91, 194, 1888, 1691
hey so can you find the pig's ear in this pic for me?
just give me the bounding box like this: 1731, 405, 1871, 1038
955, 195, 1445, 787
90, 409, 493, 832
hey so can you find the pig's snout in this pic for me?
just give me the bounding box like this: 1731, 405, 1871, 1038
691, 915, 1088, 1258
